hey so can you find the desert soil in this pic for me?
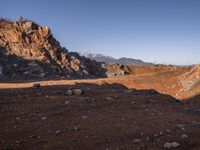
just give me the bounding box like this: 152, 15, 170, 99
1, 72, 200, 150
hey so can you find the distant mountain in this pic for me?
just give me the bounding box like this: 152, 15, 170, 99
81, 51, 154, 66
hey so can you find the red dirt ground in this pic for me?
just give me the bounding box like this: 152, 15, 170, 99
1, 66, 200, 150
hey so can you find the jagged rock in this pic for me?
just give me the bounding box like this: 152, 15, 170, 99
0, 18, 105, 80
24, 21, 34, 34
179, 64, 200, 92
102, 64, 131, 77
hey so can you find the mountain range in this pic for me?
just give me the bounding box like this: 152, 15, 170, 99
81, 51, 154, 66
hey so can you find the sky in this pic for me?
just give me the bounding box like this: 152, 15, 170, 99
1, 0, 200, 65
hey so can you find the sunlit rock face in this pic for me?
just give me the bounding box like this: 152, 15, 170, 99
0, 18, 105, 79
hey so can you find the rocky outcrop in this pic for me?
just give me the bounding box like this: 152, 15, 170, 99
0, 18, 105, 80
102, 63, 132, 77
179, 64, 200, 91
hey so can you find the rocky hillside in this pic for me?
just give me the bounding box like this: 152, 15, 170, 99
0, 18, 105, 80
179, 64, 200, 91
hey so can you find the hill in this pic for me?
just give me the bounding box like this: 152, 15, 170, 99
82, 51, 154, 66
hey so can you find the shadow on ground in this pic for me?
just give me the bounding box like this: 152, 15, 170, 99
0, 83, 200, 150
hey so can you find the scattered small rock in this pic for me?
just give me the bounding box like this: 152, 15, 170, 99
181, 134, 188, 138
164, 142, 171, 149
134, 139, 141, 143
177, 124, 185, 131
64, 101, 70, 105
159, 131, 163, 135
140, 132, 144, 135
154, 134, 158, 137
72, 89, 82, 96
55, 130, 60, 134
65, 90, 73, 96
29, 135, 37, 138
41, 117, 47, 120
82, 116, 88, 119
166, 129, 171, 133
105, 97, 113, 101
131, 101, 136, 104
74, 126, 79, 130
15, 140, 21, 144
124, 89, 134, 94
171, 142, 180, 148
164, 142, 180, 149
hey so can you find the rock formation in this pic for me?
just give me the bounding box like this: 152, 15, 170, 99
0, 18, 105, 79
179, 64, 200, 91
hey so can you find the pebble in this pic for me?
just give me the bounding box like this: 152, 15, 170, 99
166, 129, 171, 133
29, 135, 37, 138
177, 125, 185, 131
181, 134, 188, 138
164, 142, 180, 149
159, 131, 163, 135
72, 89, 82, 96
131, 101, 136, 104
41, 117, 47, 120
171, 142, 180, 148
124, 89, 134, 94
55, 130, 60, 134
15, 140, 21, 144
164, 142, 171, 149
74, 126, 79, 130
64, 101, 70, 105
82, 116, 88, 119
154, 134, 158, 137
134, 139, 141, 143
105, 97, 113, 101
65, 90, 73, 96
140, 132, 144, 135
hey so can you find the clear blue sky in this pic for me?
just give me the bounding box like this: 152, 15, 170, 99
1, 0, 200, 65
